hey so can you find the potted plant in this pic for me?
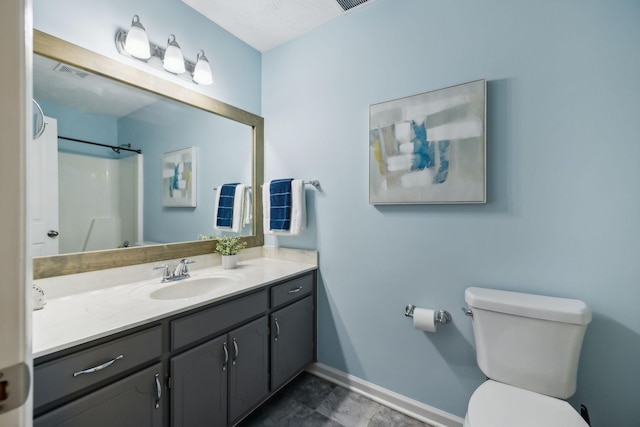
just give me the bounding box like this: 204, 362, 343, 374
216, 236, 247, 269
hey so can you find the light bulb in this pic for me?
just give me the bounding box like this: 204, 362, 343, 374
124, 15, 150, 60
163, 34, 186, 74
193, 50, 213, 85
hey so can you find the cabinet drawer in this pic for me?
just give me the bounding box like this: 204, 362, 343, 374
34, 326, 162, 410
271, 274, 314, 308
171, 290, 268, 351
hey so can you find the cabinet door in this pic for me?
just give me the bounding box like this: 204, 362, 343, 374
228, 316, 269, 423
34, 363, 163, 427
170, 335, 228, 427
271, 296, 315, 390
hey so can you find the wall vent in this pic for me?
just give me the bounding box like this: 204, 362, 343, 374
53, 63, 91, 79
336, 0, 370, 12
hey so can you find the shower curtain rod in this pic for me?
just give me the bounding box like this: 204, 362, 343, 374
58, 135, 142, 154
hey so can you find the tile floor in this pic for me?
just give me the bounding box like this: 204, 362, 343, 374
237, 372, 434, 427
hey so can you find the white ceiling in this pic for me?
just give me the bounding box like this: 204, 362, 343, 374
181, 0, 376, 52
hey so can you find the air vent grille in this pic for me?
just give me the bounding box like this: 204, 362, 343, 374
53, 63, 91, 79
336, 0, 370, 12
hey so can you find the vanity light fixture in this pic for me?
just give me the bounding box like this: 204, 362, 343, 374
115, 15, 212, 85
163, 34, 186, 74
124, 15, 151, 59
192, 50, 213, 86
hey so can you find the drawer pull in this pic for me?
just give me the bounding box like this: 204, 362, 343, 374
154, 373, 162, 409
222, 342, 229, 371
274, 318, 280, 342
72, 354, 124, 377
232, 338, 238, 366
288, 286, 303, 294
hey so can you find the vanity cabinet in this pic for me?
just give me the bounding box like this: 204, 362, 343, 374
34, 270, 316, 427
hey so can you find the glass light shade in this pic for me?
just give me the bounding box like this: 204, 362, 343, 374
163, 35, 186, 74
193, 50, 213, 85
124, 15, 150, 60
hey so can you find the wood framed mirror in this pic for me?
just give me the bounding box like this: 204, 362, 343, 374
32, 30, 264, 279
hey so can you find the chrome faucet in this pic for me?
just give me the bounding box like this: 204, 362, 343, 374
172, 258, 194, 279
153, 259, 195, 282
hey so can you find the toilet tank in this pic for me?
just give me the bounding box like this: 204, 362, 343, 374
465, 287, 592, 399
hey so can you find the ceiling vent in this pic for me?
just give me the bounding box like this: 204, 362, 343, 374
53, 63, 91, 79
336, 0, 370, 12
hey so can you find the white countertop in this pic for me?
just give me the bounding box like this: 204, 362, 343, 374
33, 249, 317, 359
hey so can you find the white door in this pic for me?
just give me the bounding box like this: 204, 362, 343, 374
31, 116, 59, 256
0, 0, 32, 426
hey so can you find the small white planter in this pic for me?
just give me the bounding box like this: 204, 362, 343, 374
221, 254, 238, 269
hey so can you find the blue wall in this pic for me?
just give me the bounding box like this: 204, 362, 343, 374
262, 0, 640, 425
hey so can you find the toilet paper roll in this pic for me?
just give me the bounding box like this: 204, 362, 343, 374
413, 308, 437, 332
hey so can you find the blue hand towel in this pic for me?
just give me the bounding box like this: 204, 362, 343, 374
216, 183, 239, 228
269, 178, 293, 231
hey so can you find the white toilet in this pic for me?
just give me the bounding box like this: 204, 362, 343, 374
463, 287, 592, 427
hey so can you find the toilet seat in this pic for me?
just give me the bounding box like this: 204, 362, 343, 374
465, 380, 588, 427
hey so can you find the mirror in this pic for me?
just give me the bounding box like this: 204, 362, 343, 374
33, 30, 264, 279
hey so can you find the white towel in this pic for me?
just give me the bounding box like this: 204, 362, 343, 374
263, 179, 306, 236
243, 187, 252, 227
214, 183, 247, 233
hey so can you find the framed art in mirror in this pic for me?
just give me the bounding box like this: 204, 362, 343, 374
162, 147, 197, 207
369, 79, 486, 204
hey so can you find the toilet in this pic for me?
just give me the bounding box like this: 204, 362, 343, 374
463, 287, 592, 427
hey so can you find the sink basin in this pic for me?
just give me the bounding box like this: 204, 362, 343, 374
142, 274, 243, 300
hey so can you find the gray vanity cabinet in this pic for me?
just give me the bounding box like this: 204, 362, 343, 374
34, 270, 316, 427
34, 363, 163, 427
270, 296, 315, 390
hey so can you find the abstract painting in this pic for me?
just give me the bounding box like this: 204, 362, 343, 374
369, 79, 486, 204
162, 147, 197, 207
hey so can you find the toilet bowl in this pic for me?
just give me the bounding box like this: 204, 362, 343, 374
463, 287, 592, 427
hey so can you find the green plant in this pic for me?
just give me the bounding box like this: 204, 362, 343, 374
216, 236, 247, 256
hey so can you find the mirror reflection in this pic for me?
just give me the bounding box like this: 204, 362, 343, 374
33, 53, 253, 256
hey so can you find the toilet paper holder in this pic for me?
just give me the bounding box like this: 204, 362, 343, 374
404, 304, 451, 324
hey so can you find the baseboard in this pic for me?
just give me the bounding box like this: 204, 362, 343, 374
306, 363, 464, 427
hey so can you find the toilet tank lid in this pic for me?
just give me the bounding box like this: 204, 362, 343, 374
465, 287, 592, 325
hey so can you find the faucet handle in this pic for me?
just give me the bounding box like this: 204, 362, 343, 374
153, 264, 171, 281
180, 259, 195, 274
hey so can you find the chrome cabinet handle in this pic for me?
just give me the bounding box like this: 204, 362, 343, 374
232, 338, 238, 366
154, 373, 162, 409
288, 286, 303, 294
222, 342, 228, 371
73, 354, 124, 377
274, 318, 280, 342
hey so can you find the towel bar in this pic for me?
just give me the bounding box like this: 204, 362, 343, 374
214, 180, 320, 191
260, 180, 319, 188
